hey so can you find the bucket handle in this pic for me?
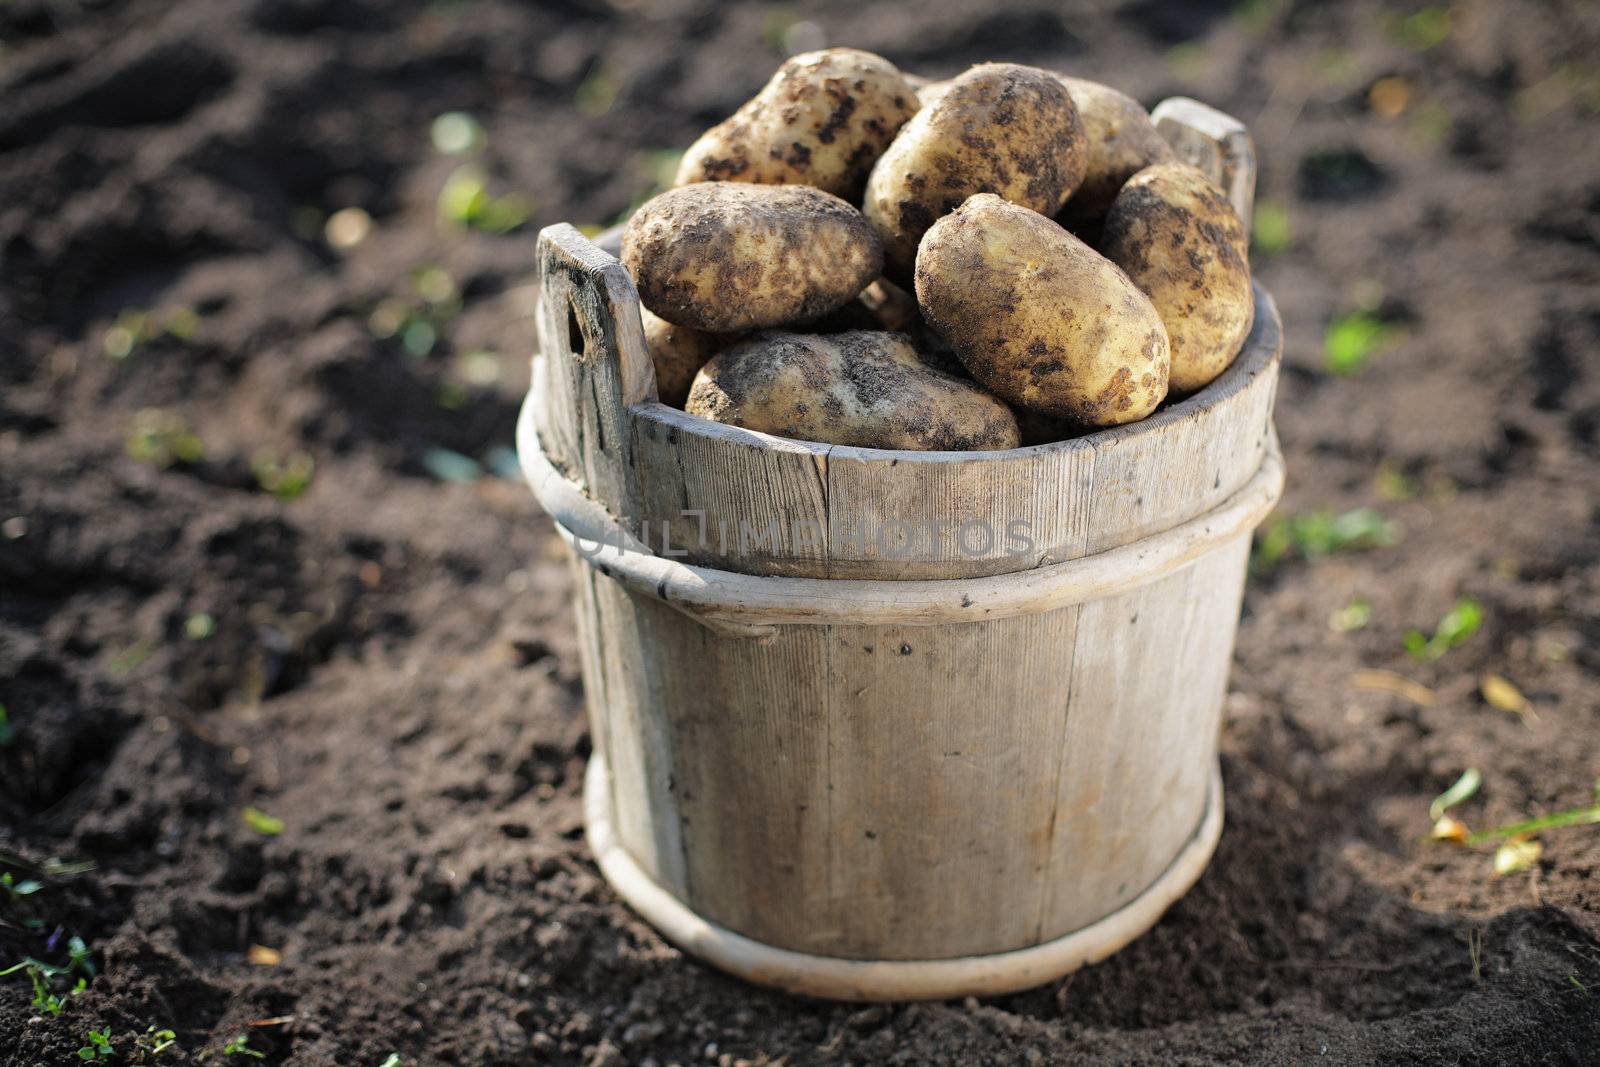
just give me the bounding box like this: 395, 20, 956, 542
532, 223, 658, 536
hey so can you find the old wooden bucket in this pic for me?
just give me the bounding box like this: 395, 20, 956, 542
518, 99, 1282, 1001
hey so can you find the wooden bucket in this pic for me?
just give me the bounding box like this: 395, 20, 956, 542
518, 100, 1282, 1001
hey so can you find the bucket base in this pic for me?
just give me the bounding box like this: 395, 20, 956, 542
583, 754, 1224, 1001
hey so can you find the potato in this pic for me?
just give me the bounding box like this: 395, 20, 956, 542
640, 307, 738, 408
675, 49, 918, 201
806, 277, 965, 376
914, 78, 952, 109
686, 330, 1019, 451
1100, 162, 1252, 393
856, 278, 920, 335
622, 183, 882, 333
1054, 76, 1176, 226
864, 63, 1088, 278
916, 194, 1170, 426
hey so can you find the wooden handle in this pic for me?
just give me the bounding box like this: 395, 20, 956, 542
533, 223, 657, 527
1151, 97, 1256, 227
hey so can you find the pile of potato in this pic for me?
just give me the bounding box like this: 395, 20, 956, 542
619, 49, 1253, 451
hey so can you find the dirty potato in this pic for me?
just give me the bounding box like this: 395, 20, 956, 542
916, 194, 1170, 426
640, 307, 737, 408
1100, 162, 1252, 393
675, 49, 918, 201
686, 330, 1019, 450
806, 278, 964, 375
914, 78, 952, 109
622, 183, 882, 333
1054, 75, 1176, 227
864, 63, 1088, 278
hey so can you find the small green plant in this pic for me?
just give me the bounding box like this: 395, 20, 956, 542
1328, 596, 1372, 633
132, 1027, 179, 1060
1405, 598, 1484, 661
67, 936, 95, 978
1373, 461, 1418, 502
1409, 99, 1454, 147
126, 410, 204, 468
438, 165, 529, 233
79, 1028, 115, 1060
1324, 310, 1401, 375
0, 703, 13, 746
241, 807, 284, 836
102, 308, 201, 361
1385, 6, 1451, 51
574, 68, 619, 118
1, 871, 43, 902
1430, 768, 1482, 823
220, 1033, 265, 1059
1250, 199, 1291, 256
251, 450, 316, 501
0, 958, 86, 1016
1252, 507, 1400, 574
185, 613, 217, 641
368, 265, 463, 359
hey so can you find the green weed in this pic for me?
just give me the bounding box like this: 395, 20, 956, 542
1, 871, 43, 902
1252, 507, 1400, 574
103, 308, 201, 361
251, 451, 316, 501
1328, 596, 1372, 633
78, 1029, 114, 1060
126, 410, 204, 468
1, 955, 88, 1016
1405, 598, 1483, 661
241, 808, 284, 836
438, 165, 529, 233
1251, 199, 1291, 256
1325, 311, 1401, 376
1385, 6, 1451, 51
574, 69, 619, 118
1430, 768, 1482, 823
220, 1033, 266, 1059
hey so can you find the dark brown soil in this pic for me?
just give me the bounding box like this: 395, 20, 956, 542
4, 1, 1600, 1063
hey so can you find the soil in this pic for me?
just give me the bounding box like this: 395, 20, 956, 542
3, 0, 1600, 1063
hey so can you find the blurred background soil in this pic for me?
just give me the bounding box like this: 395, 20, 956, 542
3, 0, 1600, 1063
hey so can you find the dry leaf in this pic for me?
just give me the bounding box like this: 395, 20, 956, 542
1430, 815, 1469, 842
1369, 76, 1412, 118
1481, 673, 1534, 720
1493, 836, 1542, 876
247, 944, 282, 966
1350, 669, 1435, 706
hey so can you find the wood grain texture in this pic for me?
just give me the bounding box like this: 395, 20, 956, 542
624, 287, 1278, 579
534, 223, 656, 528
526, 102, 1278, 977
